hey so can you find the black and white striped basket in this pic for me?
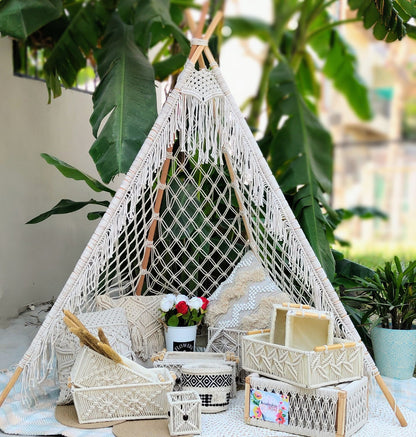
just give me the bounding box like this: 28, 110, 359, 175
181, 363, 233, 413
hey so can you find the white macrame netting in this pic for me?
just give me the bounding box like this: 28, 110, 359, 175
17, 60, 377, 400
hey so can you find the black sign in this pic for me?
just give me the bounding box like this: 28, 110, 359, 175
173, 340, 195, 352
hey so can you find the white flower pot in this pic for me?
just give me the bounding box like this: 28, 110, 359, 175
165, 325, 198, 352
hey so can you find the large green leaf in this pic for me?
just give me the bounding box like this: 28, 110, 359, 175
43, 2, 111, 100
27, 199, 110, 224
348, 0, 408, 42
153, 53, 187, 81
309, 11, 372, 120
268, 62, 333, 194
133, 0, 189, 53
40, 153, 116, 195
224, 16, 271, 42
90, 13, 157, 183
0, 0, 62, 39
266, 61, 335, 279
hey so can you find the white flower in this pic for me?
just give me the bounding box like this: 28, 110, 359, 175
175, 294, 189, 305
165, 294, 176, 305
189, 296, 203, 310
160, 296, 175, 312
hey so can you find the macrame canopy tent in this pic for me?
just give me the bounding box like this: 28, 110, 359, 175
0, 7, 406, 428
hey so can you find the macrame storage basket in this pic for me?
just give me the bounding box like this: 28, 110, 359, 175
245, 374, 368, 437
167, 390, 202, 436
181, 363, 233, 413
70, 348, 174, 423
242, 333, 363, 389
152, 351, 238, 397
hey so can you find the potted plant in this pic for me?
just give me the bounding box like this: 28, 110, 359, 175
160, 294, 209, 352
354, 257, 416, 379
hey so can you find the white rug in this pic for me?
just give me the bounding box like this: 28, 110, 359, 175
1, 370, 416, 436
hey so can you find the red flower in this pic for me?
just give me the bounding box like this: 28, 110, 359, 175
176, 301, 189, 315
200, 297, 209, 310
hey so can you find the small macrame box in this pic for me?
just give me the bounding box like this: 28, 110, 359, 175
0, 9, 406, 429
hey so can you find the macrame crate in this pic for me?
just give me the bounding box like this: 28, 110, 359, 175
70, 347, 174, 423
167, 390, 202, 436
245, 374, 368, 437
152, 351, 238, 396
242, 333, 363, 389
181, 363, 233, 413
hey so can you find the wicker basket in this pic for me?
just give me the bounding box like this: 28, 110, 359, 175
167, 390, 202, 436
181, 363, 233, 413
70, 347, 174, 423
242, 333, 363, 389
245, 374, 368, 437
152, 350, 238, 397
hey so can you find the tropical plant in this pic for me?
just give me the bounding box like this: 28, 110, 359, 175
1, 0, 415, 282
348, 257, 416, 330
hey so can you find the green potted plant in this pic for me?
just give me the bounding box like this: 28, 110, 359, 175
354, 257, 416, 379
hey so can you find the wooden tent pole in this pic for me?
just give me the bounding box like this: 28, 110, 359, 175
0, 366, 22, 407
375, 373, 407, 426
135, 146, 173, 295
186, 2, 209, 68
223, 150, 254, 246
189, 11, 223, 65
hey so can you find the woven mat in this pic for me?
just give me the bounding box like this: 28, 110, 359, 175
1, 370, 416, 436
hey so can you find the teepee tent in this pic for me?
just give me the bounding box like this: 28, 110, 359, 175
0, 11, 406, 427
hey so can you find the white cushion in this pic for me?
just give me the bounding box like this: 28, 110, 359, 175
96, 295, 165, 363
206, 251, 290, 330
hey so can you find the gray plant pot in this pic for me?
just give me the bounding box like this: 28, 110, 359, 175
371, 326, 416, 379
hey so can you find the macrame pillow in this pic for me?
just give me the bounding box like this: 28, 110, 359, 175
55, 307, 133, 405
96, 295, 165, 363
206, 251, 290, 330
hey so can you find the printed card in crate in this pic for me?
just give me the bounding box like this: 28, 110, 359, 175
70, 347, 174, 423
242, 333, 363, 389
245, 374, 368, 437
249, 388, 289, 425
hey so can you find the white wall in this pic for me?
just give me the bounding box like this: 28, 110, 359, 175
0, 38, 109, 323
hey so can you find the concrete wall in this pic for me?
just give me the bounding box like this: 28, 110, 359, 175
0, 38, 110, 323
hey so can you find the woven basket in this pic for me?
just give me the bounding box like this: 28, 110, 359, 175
152, 350, 238, 397
245, 374, 368, 437
70, 347, 174, 423
242, 333, 363, 389
167, 390, 202, 436
181, 363, 233, 413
